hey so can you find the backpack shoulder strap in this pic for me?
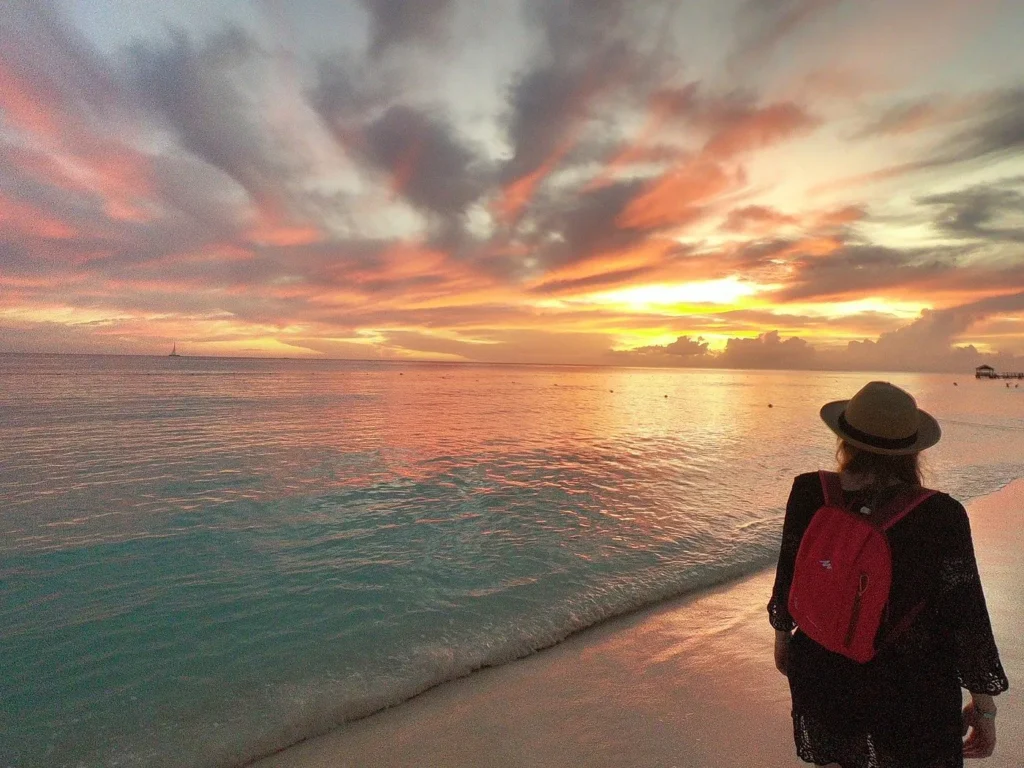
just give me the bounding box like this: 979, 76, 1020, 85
818, 470, 844, 507
880, 487, 937, 531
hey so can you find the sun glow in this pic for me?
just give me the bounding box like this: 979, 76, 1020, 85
586, 278, 766, 311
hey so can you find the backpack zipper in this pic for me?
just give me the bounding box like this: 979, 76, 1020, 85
844, 573, 870, 648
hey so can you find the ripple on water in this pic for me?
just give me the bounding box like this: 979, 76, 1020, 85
2, 359, 1022, 767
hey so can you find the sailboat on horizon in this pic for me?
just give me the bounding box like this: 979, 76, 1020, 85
169, 343, 181, 358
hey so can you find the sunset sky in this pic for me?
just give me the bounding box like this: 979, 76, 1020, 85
2, 0, 1024, 370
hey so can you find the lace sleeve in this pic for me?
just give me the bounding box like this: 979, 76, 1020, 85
938, 502, 1009, 695
768, 474, 818, 631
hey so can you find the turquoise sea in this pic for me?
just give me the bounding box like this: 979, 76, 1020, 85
2, 354, 1022, 767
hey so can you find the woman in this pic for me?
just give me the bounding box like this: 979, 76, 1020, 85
768, 381, 1009, 767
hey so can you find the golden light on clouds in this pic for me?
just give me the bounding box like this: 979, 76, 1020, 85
784, 298, 933, 320
585, 278, 768, 311
0, 1, 1022, 369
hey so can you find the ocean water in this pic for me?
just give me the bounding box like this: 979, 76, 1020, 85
1, 355, 1021, 768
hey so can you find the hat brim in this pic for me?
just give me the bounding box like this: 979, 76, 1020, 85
820, 400, 941, 455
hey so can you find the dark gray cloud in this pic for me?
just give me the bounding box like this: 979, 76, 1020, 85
146, 151, 251, 239
856, 99, 939, 138
731, 0, 846, 70
0, 143, 108, 231
853, 95, 976, 139
529, 266, 656, 296
311, 58, 490, 240
524, 0, 678, 77
853, 89, 1024, 180
521, 179, 652, 277
499, 0, 674, 194
937, 88, 1024, 166
918, 179, 1024, 243
0, 1, 123, 128
310, 57, 393, 139
525, 0, 661, 59
128, 28, 302, 214
359, 0, 456, 56
501, 56, 619, 184
762, 179, 1024, 304
364, 105, 487, 220
945, 290, 1024, 319
773, 245, 965, 302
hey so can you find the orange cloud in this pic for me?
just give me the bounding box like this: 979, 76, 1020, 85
0, 60, 62, 140
495, 129, 582, 224
619, 159, 740, 230
248, 222, 323, 247
245, 200, 324, 247
327, 242, 497, 308
815, 205, 865, 227
0, 51, 157, 224
722, 203, 863, 239
585, 91, 685, 192
526, 238, 679, 296
785, 236, 844, 258
723, 205, 800, 234
494, 68, 604, 224
0, 192, 78, 240
703, 102, 818, 159
85, 146, 155, 223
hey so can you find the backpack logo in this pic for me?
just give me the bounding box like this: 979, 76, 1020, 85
819, 559, 832, 570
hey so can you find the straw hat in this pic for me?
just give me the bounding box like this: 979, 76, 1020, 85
820, 381, 941, 455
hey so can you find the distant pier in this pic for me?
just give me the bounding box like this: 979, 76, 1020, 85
975, 365, 1024, 379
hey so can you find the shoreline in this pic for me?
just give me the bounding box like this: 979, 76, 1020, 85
250, 478, 1022, 768
236, 557, 779, 766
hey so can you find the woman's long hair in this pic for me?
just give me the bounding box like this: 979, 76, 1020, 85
837, 440, 923, 490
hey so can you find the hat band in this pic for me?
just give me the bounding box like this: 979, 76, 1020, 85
838, 412, 918, 450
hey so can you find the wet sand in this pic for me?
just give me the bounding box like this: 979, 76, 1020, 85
251, 479, 1023, 768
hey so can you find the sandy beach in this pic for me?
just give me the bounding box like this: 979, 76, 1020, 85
252, 479, 1022, 768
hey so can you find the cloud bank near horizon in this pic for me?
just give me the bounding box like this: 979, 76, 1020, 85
1, 0, 1023, 371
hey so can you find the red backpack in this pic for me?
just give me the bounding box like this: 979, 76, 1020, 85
787, 471, 936, 663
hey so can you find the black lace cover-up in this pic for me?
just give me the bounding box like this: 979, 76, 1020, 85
768, 472, 1009, 768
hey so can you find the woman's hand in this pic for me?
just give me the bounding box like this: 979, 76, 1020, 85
962, 700, 997, 759
774, 630, 791, 677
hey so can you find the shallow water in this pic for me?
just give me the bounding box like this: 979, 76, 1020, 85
1, 355, 1021, 767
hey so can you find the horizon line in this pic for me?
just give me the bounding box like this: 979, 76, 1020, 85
0, 350, 1006, 376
